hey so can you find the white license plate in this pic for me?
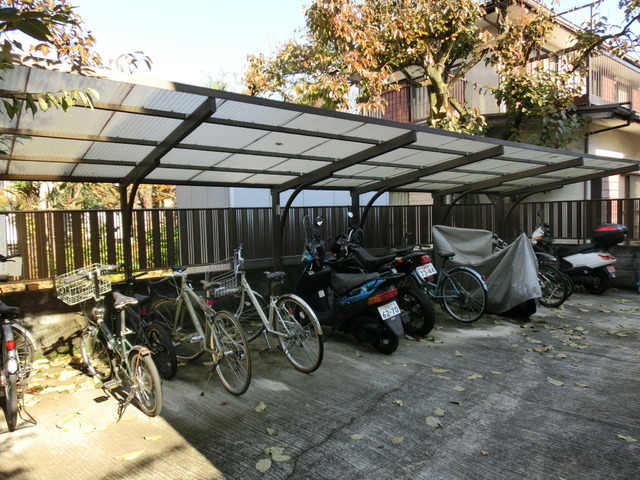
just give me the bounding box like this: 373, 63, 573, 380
417, 263, 437, 278
378, 301, 401, 320
607, 265, 616, 276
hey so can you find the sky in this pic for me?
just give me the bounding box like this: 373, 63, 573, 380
70, 0, 309, 90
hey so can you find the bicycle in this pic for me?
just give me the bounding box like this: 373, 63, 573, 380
110, 275, 178, 380
0, 253, 36, 432
414, 251, 488, 323
149, 267, 252, 396
55, 264, 162, 417
203, 245, 324, 374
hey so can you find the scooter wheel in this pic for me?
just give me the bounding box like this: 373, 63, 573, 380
584, 269, 611, 294
397, 286, 436, 336
371, 330, 399, 355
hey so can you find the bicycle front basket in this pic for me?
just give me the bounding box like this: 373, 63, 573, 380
204, 257, 239, 297
55, 264, 112, 305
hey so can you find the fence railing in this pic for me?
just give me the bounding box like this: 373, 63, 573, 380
2, 198, 638, 281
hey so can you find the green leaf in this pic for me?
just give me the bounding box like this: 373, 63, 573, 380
14, 19, 51, 42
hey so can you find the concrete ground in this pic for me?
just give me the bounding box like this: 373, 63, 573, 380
1, 288, 639, 480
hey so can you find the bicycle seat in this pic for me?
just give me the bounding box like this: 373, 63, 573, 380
265, 271, 286, 283
438, 251, 455, 260
0, 302, 19, 314
113, 291, 139, 310
133, 293, 152, 307
201, 280, 222, 291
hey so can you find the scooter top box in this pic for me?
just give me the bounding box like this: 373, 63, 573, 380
592, 224, 628, 247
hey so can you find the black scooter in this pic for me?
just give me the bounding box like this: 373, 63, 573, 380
296, 216, 407, 354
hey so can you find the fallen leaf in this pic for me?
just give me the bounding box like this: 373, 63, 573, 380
266, 428, 277, 436
144, 435, 162, 441
256, 458, 272, 473
450, 401, 463, 406
572, 381, 590, 388
467, 373, 484, 380
255, 402, 267, 413
355, 351, 363, 357
547, 376, 564, 387
393, 399, 404, 407
438, 375, 453, 380
453, 386, 465, 392
391, 436, 404, 445
455, 350, 463, 357
272, 453, 291, 462
617, 434, 638, 443
426, 416, 443, 428
115, 450, 143, 461
350, 434, 364, 440
432, 367, 449, 374
523, 358, 537, 365
383, 359, 393, 365
490, 371, 503, 375
434, 408, 446, 417
526, 337, 542, 344
480, 450, 491, 456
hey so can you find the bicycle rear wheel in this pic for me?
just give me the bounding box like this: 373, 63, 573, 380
538, 264, 567, 308
146, 322, 178, 380
274, 295, 323, 373
2, 356, 18, 431
151, 299, 203, 362
128, 347, 162, 417
209, 310, 251, 396
11, 323, 35, 380
214, 290, 266, 342
442, 268, 487, 323
80, 327, 113, 381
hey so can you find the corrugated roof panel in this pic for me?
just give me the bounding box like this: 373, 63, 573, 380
72, 163, 132, 178
462, 159, 528, 173
190, 170, 254, 183
100, 112, 182, 141
502, 145, 568, 161
304, 138, 368, 158
274, 158, 331, 173
242, 173, 298, 184
247, 131, 327, 155
145, 168, 204, 182
16, 107, 112, 136
85, 143, 155, 162
372, 148, 451, 167
182, 123, 266, 148
284, 112, 365, 135
0, 160, 7, 173
11, 137, 92, 158
214, 100, 302, 126
161, 149, 229, 167
124, 86, 205, 114
345, 123, 408, 141
216, 154, 286, 170
9, 160, 74, 176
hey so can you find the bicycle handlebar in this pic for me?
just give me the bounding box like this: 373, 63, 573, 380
0, 253, 21, 262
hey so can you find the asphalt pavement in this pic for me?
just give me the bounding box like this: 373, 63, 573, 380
1, 288, 639, 480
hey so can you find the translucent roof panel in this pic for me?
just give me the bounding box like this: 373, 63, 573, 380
0, 56, 637, 196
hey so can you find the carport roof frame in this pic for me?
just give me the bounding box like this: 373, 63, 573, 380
0, 55, 638, 198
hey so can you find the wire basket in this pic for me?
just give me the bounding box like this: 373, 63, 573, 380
55, 264, 112, 305
204, 257, 239, 297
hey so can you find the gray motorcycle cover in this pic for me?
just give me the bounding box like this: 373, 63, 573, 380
432, 225, 541, 314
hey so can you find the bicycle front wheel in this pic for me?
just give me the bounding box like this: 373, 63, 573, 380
151, 299, 203, 362
442, 268, 487, 323
80, 327, 113, 381
3, 365, 18, 431
274, 295, 323, 373
538, 264, 567, 308
209, 310, 251, 396
128, 347, 163, 417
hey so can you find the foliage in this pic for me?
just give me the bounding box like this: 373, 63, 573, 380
245, 0, 492, 135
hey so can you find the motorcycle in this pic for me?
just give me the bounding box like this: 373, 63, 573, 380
330, 226, 436, 337
296, 216, 407, 354
531, 223, 627, 294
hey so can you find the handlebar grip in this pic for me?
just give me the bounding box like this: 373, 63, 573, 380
0, 253, 21, 262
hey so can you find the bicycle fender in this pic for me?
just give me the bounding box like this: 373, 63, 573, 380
279, 293, 324, 335
449, 266, 488, 290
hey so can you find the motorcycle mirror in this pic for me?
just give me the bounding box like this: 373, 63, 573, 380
347, 212, 354, 219
315, 215, 324, 226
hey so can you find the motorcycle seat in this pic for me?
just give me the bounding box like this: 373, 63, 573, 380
354, 247, 397, 271
0, 301, 19, 314
331, 271, 381, 295
557, 243, 600, 257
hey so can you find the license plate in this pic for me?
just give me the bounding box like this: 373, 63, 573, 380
606, 265, 616, 276
378, 301, 401, 320
416, 263, 437, 278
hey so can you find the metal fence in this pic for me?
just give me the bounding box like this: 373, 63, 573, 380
2, 198, 638, 281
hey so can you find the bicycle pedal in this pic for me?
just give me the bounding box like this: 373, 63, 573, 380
103, 379, 120, 390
